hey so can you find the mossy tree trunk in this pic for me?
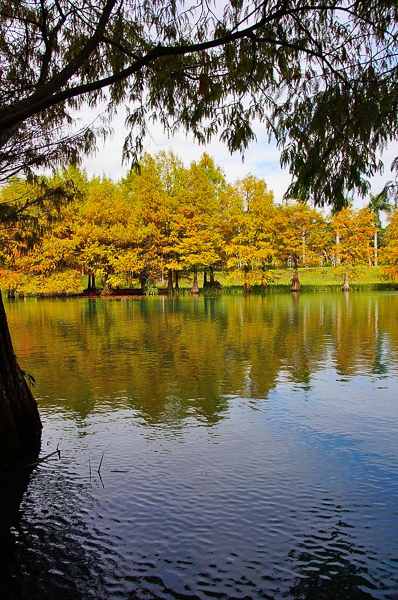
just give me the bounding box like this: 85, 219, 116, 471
0, 291, 42, 468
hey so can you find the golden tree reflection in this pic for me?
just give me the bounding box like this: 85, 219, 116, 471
6, 294, 398, 425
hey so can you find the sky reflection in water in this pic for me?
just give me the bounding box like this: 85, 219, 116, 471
1, 293, 398, 600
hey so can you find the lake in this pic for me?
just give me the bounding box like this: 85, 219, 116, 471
1, 293, 398, 600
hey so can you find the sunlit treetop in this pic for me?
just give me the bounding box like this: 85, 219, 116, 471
0, 0, 397, 209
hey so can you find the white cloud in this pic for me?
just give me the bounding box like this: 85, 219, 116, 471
79, 107, 397, 208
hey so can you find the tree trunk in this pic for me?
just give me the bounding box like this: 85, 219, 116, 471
139, 272, 147, 294
167, 268, 173, 293
209, 266, 215, 288
243, 265, 251, 293
174, 270, 179, 291
203, 270, 208, 288
342, 271, 350, 292
374, 228, 378, 266
191, 267, 199, 294
290, 268, 300, 292
101, 274, 112, 296
0, 291, 42, 468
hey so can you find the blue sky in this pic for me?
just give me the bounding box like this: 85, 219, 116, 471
79, 107, 398, 210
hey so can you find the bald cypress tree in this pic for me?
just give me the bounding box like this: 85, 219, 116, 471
0, 0, 397, 463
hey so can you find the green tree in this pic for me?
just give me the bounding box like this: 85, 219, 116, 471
0, 1, 396, 206
368, 192, 392, 265
380, 208, 398, 280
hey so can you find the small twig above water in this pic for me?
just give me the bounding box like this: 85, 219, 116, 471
97, 453, 104, 475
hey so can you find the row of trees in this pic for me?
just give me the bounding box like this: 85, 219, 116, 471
1, 1, 397, 467
1, 152, 397, 296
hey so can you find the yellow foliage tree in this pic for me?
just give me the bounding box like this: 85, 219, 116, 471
223, 175, 275, 291
331, 207, 375, 290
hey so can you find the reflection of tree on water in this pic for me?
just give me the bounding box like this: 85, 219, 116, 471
6, 294, 398, 427
0, 468, 33, 598
0, 465, 108, 600
287, 518, 377, 600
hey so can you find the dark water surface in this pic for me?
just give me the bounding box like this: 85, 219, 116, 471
1, 293, 398, 600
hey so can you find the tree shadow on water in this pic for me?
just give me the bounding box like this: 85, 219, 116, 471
286, 536, 381, 600
0, 465, 108, 600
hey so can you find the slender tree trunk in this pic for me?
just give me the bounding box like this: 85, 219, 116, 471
87, 273, 96, 290
191, 267, 199, 294
203, 270, 208, 288
209, 266, 215, 288
167, 268, 173, 293
374, 229, 378, 266
0, 291, 42, 468
174, 270, 179, 291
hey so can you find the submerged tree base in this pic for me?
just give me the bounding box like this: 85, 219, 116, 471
0, 292, 42, 469
342, 272, 350, 292
290, 269, 301, 292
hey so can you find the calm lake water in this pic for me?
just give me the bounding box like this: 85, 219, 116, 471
1, 293, 398, 600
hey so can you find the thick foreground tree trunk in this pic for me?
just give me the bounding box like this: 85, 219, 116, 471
0, 292, 41, 468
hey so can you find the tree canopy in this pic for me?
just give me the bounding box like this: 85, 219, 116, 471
4, 154, 396, 297
0, 0, 397, 209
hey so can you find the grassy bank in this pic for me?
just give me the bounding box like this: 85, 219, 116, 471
1, 266, 397, 298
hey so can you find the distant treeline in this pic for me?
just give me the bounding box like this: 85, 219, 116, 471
1, 151, 397, 296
